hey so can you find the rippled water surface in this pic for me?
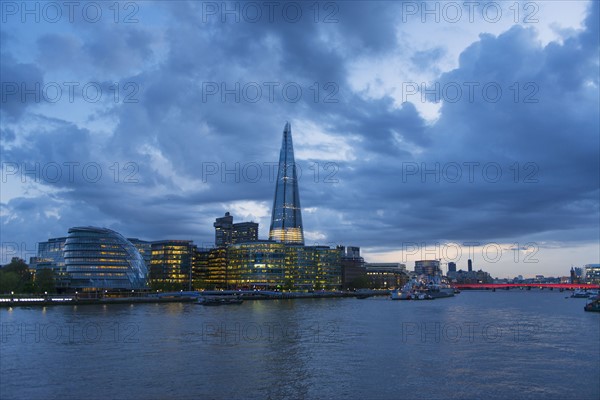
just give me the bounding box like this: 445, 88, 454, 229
1, 291, 598, 399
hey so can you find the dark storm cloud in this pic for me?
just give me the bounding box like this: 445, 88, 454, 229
2, 117, 92, 173
308, 2, 599, 246
0, 52, 44, 121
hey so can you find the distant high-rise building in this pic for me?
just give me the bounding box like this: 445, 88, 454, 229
448, 262, 457, 273
339, 246, 366, 289
232, 222, 259, 244
415, 260, 441, 277
214, 212, 234, 247
467, 259, 473, 272
269, 122, 304, 244
345, 246, 361, 258
214, 213, 259, 247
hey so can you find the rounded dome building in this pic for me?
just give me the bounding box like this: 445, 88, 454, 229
65, 226, 148, 291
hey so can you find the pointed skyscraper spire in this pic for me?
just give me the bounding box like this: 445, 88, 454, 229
269, 122, 304, 244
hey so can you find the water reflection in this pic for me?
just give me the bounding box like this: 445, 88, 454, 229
1, 292, 598, 399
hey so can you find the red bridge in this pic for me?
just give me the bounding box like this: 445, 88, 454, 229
452, 283, 600, 290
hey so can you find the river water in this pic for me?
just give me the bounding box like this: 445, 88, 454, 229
1, 290, 598, 399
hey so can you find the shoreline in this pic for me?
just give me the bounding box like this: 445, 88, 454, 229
0, 290, 391, 308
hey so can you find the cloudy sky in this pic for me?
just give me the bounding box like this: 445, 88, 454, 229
1, 1, 598, 278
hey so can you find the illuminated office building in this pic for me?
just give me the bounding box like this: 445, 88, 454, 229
64, 227, 148, 291
269, 122, 304, 244
193, 248, 210, 287
285, 244, 316, 290
150, 240, 195, 289
206, 246, 228, 288
365, 263, 408, 289
226, 242, 342, 290
313, 246, 342, 290
227, 241, 287, 289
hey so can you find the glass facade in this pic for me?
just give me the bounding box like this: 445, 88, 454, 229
226, 242, 342, 290
207, 247, 228, 288
228, 241, 287, 289
285, 245, 316, 290
31, 237, 70, 288
232, 222, 259, 244
128, 238, 152, 271
150, 240, 195, 289
269, 122, 304, 244
64, 227, 148, 290
193, 248, 210, 287
313, 246, 342, 290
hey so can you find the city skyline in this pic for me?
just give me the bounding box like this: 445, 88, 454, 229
1, 2, 599, 279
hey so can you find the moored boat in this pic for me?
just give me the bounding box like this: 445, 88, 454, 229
584, 296, 600, 312
425, 285, 455, 299
391, 277, 455, 300
571, 289, 592, 298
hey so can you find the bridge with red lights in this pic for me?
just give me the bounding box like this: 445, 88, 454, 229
452, 283, 600, 290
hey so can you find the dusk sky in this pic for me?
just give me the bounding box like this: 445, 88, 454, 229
1, 1, 598, 278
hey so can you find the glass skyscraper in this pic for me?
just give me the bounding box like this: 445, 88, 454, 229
269, 122, 304, 244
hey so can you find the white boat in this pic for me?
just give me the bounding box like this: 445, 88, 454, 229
571, 289, 592, 298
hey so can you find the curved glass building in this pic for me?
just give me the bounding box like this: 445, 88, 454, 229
65, 227, 148, 290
